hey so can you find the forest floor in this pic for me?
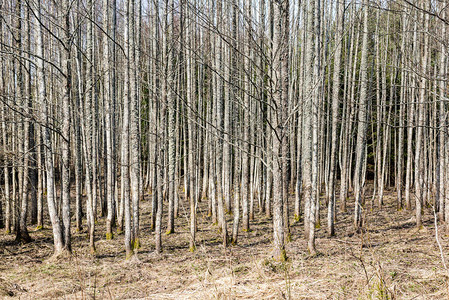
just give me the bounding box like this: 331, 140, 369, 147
0, 184, 448, 299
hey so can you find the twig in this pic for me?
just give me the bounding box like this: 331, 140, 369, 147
433, 207, 447, 271
2, 247, 13, 254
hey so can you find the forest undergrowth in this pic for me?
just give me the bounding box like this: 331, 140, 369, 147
0, 183, 448, 299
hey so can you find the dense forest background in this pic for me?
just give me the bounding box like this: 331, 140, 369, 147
0, 0, 448, 297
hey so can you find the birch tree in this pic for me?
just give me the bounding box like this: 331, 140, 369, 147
353, 0, 369, 231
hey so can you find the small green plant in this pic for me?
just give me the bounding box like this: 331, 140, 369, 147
368, 277, 391, 300
389, 271, 397, 279
294, 214, 301, 222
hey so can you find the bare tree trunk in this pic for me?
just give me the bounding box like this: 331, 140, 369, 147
154, 93, 163, 253
438, 9, 447, 222
2, 90, 10, 233
209, 23, 217, 224
222, 0, 234, 216
149, 0, 160, 232
2, 91, 9, 232
303, 0, 315, 245
397, 9, 407, 211
415, 5, 429, 229
215, 0, 228, 248
84, 0, 96, 254
241, 0, 251, 234
25, 3, 37, 226
327, 0, 344, 237
166, 0, 176, 235
33, 0, 64, 255
129, 0, 141, 251
74, 0, 83, 232
271, 0, 288, 261
232, 138, 241, 244
36, 128, 44, 229
60, 0, 72, 252
103, 0, 116, 240
0, 0, 4, 231
122, 0, 132, 258
353, 0, 369, 231
405, 15, 418, 211
308, 0, 321, 255
14, 0, 31, 243
185, 0, 197, 252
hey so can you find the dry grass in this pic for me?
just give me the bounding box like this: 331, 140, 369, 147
1, 185, 448, 299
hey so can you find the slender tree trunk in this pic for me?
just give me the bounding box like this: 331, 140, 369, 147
353, 0, 369, 231
122, 0, 132, 258
185, 0, 197, 252
74, 0, 83, 232
415, 6, 429, 229
25, 3, 37, 227
2, 95, 9, 232
303, 0, 315, 245
154, 106, 163, 253
405, 15, 418, 211
83, 0, 96, 254
36, 128, 44, 229
104, 0, 116, 240
0, 0, 4, 231
215, 0, 228, 248
60, 0, 72, 252
34, 0, 64, 255
397, 9, 407, 211
240, 0, 251, 234
439, 10, 447, 222
129, 0, 141, 250
271, 0, 288, 261
14, 0, 31, 243
166, 0, 176, 235
327, 0, 344, 237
